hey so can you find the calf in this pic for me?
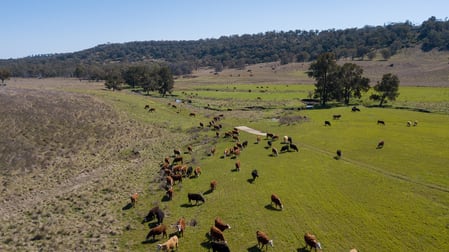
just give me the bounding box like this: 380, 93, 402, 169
324, 120, 331, 126
175, 217, 186, 237
157, 235, 178, 251
210, 180, 217, 191
280, 145, 289, 153
377, 120, 385, 125
377, 140, 385, 149
188, 193, 205, 205
214, 217, 231, 231
289, 143, 299, 152
251, 169, 259, 181
146, 224, 167, 241
130, 192, 139, 207
271, 194, 283, 210
209, 226, 225, 241
235, 160, 241, 172
210, 240, 230, 252
142, 206, 165, 225
256, 230, 274, 249
304, 232, 322, 251
272, 147, 278, 157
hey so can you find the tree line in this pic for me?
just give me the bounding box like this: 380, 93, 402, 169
0, 16, 448, 79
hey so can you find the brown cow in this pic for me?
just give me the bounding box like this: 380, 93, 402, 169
157, 235, 178, 251
172, 174, 183, 184
256, 230, 274, 249
304, 232, 322, 251
175, 217, 186, 237
214, 217, 231, 231
256, 135, 261, 144
210, 180, 217, 191
210, 146, 216, 156
146, 224, 167, 240
130, 192, 139, 207
194, 167, 202, 177
209, 226, 225, 241
187, 145, 193, 153
235, 160, 241, 172
271, 194, 283, 210
174, 149, 181, 156
377, 140, 385, 149
172, 156, 183, 164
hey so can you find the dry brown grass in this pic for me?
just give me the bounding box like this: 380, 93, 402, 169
0, 80, 186, 251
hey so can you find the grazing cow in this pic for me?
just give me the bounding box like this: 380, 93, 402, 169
324, 120, 331, 126
146, 224, 167, 241
186, 166, 193, 177
210, 240, 230, 252
216, 132, 220, 138
256, 230, 274, 250
149, 108, 156, 112
210, 180, 217, 191
413, 120, 418, 126
336, 149, 342, 159
272, 135, 279, 141
304, 233, 322, 251
271, 147, 278, 157
215, 217, 231, 231
189, 112, 196, 117
266, 133, 274, 139
164, 156, 170, 164
256, 135, 261, 144
235, 160, 241, 172
211, 146, 216, 156
130, 192, 139, 207
144, 105, 150, 109
175, 217, 186, 237
377, 120, 385, 125
194, 167, 202, 177
352, 106, 360, 112
232, 135, 240, 142
233, 148, 241, 157
287, 136, 293, 144
188, 193, 205, 205
289, 143, 299, 152
242, 140, 248, 148
142, 206, 165, 225
407, 121, 412, 127
172, 156, 183, 164
267, 141, 272, 147
174, 149, 181, 156
237, 142, 244, 150
157, 235, 178, 251
271, 194, 283, 210
166, 176, 174, 187
172, 174, 183, 184
251, 169, 259, 181
187, 145, 193, 153
280, 145, 289, 153
200, 122, 204, 128
166, 187, 173, 200
210, 226, 225, 241
377, 140, 385, 149
333, 114, 342, 120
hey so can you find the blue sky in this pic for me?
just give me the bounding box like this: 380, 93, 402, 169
2, 0, 448, 59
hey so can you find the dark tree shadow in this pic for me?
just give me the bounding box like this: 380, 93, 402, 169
264, 204, 281, 211
122, 203, 133, 211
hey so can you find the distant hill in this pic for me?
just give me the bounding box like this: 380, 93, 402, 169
0, 16, 448, 79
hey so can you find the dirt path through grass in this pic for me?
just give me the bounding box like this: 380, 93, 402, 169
234, 126, 267, 136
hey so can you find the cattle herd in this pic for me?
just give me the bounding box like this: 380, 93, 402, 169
129, 104, 414, 251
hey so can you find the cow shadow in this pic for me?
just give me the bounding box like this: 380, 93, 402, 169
141, 238, 158, 244
297, 247, 309, 252
161, 195, 171, 202
180, 203, 197, 208
122, 203, 133, 211
200, 240, 211, 250
203, 189, 213, 195
247, 178, 256, 184
231, 168, 239, 172
264, 204, 281, 211
247, 245, 261, 251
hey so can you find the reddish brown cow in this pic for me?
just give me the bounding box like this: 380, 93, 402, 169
304, 232, 322, 251
175, 217, 186, 237
164, 156, 170, 164
256, 230, 274, 249
172, 156, 183, 164
187, 145, 193, 153
194, 167, 202, 177
172, 174, 183, 184
130, 192, 139, 207
214, 217, 231, 231
166, 176, 174, 187
235, 160, 241, 172
174, 149, 181, 156
209, 226, 225, 241
146, 224, 167, 240
210, 180, 217, 191
271, 194, 283, 210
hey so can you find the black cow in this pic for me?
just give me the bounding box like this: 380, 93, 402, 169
289, 143, 299, 152
324, 120, 331, 126
142, 206, 165, 225
251, 169, 259, 181
280, 145, 289, 152
377, 120, 385, 125
188, 193, 205, 205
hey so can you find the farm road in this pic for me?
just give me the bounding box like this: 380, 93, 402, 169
237, 126, 449, 193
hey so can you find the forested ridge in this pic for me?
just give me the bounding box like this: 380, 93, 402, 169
1, 16, 448, 79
